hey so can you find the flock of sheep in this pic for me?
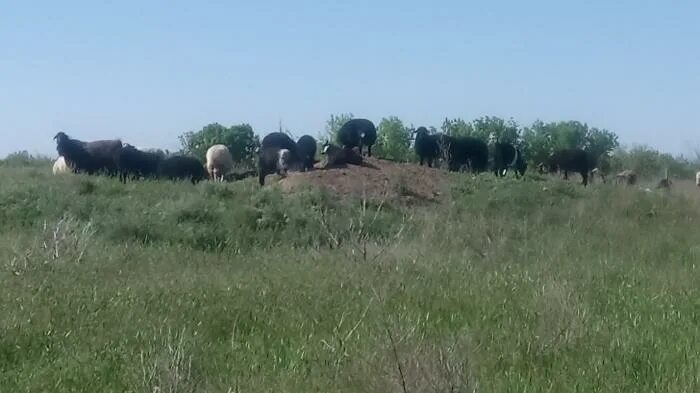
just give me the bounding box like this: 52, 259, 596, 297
50, 119, 380, 186
49, 117, 685, 189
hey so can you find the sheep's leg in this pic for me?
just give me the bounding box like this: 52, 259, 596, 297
367, 145, 372, 157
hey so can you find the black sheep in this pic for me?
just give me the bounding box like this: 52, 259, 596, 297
53, 132, 123, 176
53, 132, 95, 174
258, 147, 294, 186
492, 142, 527, 178
544, 148, 595, 186
337, 118, 377, 157
156, 156, 207, 184
439, 135, 489, 173
413, 127, 441, 167
115, 144, 164, 183
296, 135, 318, 171
262, 132, 298, 162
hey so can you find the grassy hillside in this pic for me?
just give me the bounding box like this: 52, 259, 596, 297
1, 162, 699, 392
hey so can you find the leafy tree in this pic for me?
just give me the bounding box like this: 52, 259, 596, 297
472, 116, 521, 145
521, 120, 554, 166
0, 151, 52, 168
325, 113, 354, 143
179, 123, 259, 166
522, 120, 619, 166
583, 127, 619, 160
441, 118, 473, 137
609, 146, 695, 179
374, 116, 413, 162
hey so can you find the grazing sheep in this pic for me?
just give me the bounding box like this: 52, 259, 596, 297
262, 132, 298, 160
543, 148, 595, 186
258, 147, 294, 186
615, 169, 637, 185
439, 135, 489, 173
695, 171, 700, 187
413, 127, 441, 167
156, 156, 207, 184
320, 142, 363, 168
205, 144, 234, 182
337, 118, 377, 157
52, 156, 72, 175
492, 142, 527, 178
296, 135, 318, 171
115, 145, 164, 183
53, 132, 123, 175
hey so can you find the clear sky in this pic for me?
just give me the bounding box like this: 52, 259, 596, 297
1, 0, 698, 158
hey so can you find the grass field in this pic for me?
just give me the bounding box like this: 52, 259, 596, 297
1, 160, 699, 392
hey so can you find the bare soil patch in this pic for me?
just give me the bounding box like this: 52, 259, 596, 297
277, 157, 448, 203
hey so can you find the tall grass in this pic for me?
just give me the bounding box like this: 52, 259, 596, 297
1, 164, 699, 392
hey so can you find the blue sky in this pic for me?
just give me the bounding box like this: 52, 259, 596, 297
1, 0, 698, 158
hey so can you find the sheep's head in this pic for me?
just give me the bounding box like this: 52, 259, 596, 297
53, 132, 69, 143
321, 141, 332, 155
414, 127, 429, 139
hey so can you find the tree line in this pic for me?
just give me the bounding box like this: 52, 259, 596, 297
177, 114, 698, 179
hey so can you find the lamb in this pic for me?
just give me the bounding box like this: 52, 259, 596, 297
590, 168, 607, 184
296, 135, 318, 171
258, 147, 294, 186
205, 144, 234, 182
320, 142, 363, 168
156, 156, 207, 184
337, 118, 377, 157
413, 127, 441, 167
615, 169, 637, 185
115, 144, 164, 183
656, 178, 672, 190
52, 156, 72, 175
492, 142, 527, 178
656, 170, 672, 190
53, 131, 123, 176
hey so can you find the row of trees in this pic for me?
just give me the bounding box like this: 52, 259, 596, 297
176, 114, 697, 179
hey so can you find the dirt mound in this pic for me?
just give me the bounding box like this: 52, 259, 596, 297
277, 157, 448, 203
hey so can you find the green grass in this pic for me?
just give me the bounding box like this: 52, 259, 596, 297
1, 163, 699, 392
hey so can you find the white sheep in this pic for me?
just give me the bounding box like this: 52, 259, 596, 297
52, 156, 72, 175
695, 171, 700, 187
205, 144, 234, 182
